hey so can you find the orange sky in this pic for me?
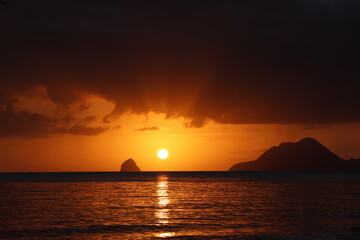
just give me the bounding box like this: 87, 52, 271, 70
1, 1, 359, 172
0, 102, 359, 172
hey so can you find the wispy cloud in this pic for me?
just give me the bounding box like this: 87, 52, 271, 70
135, 126, 160, 132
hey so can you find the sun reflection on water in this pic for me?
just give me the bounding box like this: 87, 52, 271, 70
156, 175, 170, 226
155, 232, 175, 238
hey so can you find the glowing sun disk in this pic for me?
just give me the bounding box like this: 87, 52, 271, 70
157, 149, 169, 159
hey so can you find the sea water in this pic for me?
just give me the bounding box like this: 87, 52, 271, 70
1, 172, 360, 239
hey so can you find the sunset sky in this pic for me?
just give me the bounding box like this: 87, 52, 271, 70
0, 0, 359, 172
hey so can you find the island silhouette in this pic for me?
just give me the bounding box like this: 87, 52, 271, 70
120, 158, 141, 172
229, 137, 360, 171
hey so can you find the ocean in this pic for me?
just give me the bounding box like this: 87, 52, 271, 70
1, 172, 360, 239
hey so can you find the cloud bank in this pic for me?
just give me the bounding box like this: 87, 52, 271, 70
0, 0, 359, 137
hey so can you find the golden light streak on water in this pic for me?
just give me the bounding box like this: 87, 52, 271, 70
155, 232, 175, 238
156, 175, 170, 226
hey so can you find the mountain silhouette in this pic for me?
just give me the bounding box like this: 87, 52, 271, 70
120, 158, 141, 172
229, 137, 360, 171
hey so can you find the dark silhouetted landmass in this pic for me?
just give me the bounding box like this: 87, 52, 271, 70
347, 158, 360, 169
120, 158, 141, 172
229, 137, 360, 171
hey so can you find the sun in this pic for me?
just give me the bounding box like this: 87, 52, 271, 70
157, 149, 169, 159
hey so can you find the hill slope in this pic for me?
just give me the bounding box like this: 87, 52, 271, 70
229, 138, 359, 171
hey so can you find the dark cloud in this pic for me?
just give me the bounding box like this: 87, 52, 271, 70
0, 102, 107, 138
0, 103, 55, 138
135, 126, 160, 131
0, 0, 359, 136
